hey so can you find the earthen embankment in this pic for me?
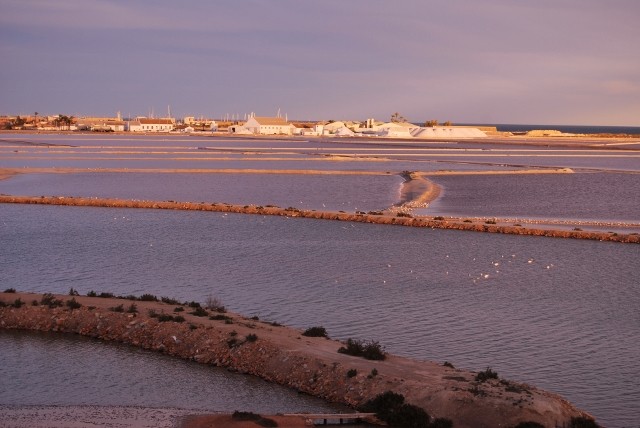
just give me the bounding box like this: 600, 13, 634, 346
1, 292, 596, 428
0, 194, 638, 243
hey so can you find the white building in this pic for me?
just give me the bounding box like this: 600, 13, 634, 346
242, 116, 294, 135
128, 118, 175, 132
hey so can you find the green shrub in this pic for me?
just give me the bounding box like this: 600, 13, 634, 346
434, 216, 445, 220
110, 304, 124, 313
485, 219, 497, 225
514, 422, 545, 428
431, 418, 454, 428
98, 292, 114, 298
157, 314, 174, 322
338, 338, 386, 361
251, 315, 260, 321
302, 326, 329, 338
161, 296, 180, 305
570, 416, 600, 428
368, 368, 378, 378
347, 369, 358, 378
246, 333, 258, 342
209, 314, 230, 321
190, 307, 209, 317
360, 391, 430, 427
148, 309, 158, 318
41, 293, 63, 308
87, 290, 97, 297
173, 315, 185, 323
126, 303, 138, 314
66, 298, 82, 310
138, 293, 158, 302
4, 288, 16, 293
475, 367, 499, 382
174, 307, 185, 312
205, 295, 226, 312
12, 298, 24, 308
68, 288, 79, 296
443, 361, 455, 369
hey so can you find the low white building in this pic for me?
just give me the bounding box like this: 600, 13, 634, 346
128, 118, 175, 132
242, 116, 294, 135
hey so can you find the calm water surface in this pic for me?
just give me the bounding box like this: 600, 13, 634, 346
1, 134, 639, 427
422, 172, 640, 224
1, 205, 638, 427
0, 329, 345, 413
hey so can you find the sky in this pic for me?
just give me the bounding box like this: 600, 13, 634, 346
1, 0, 639, 125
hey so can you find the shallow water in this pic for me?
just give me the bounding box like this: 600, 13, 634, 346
1, 134, 639, 427
0, 330, 345, 414
1, 205, 639, 427
421, 172, 640, 224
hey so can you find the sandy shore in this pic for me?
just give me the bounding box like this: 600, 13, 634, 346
0, 406, 311, 428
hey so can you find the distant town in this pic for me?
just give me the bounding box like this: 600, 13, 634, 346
0, 112, 492, 139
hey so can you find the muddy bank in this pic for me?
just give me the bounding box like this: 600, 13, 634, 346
1, 194, 638, 243
0, 292, 595, 428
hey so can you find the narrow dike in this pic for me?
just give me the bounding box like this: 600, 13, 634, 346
1, 292, 596, 428
0, 194, 638, 243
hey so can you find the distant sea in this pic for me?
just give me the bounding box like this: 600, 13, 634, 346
461, 123, 640, 135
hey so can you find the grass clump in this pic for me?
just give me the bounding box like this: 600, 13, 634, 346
11, 298, 24, 308
209, 314, 231, 321
302, 326, 329, 338
126, 303, 138, 314
338, 338, 386, 361
4, 288, 16, 293
475, 367, 499, 382
347, 369, 358, 378
205, 295, 226, 312
246, 333, 258, 342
